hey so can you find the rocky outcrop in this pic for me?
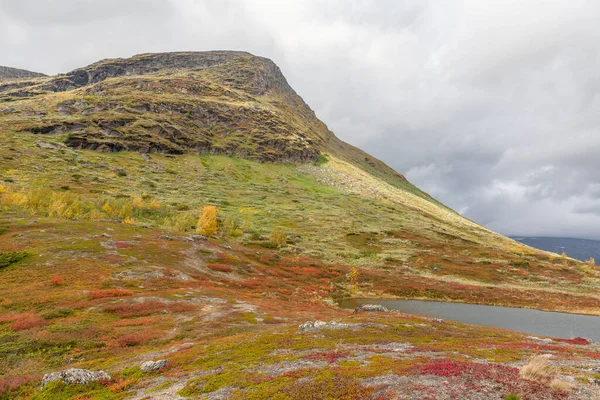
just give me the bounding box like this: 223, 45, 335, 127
353, 304, 389, 313
140, 359, 170, 371
39, 51, 294, 97
41, 368, 110, 387
299, 320, 328, 330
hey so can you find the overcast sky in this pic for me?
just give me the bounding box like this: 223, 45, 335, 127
2, 0, 600, 239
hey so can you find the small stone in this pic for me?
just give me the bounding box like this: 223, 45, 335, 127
101, 233, 112, 238
299, 320, 328, 330
36, 141, 63, 149
140, 360, 170, 372
42, 368, 110, 387
353, 304, 389, 313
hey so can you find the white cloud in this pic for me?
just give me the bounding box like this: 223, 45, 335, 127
2, 0, 600, 238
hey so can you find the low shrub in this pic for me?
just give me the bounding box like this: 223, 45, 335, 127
10, 313, 47, 331
49, 275, 65, 286
0, 374, 38, 396
104, 301, 195, 317
90, 289, 133, 299
42, 308, 74, 319
117, 334, 149, 347
0, 251, 29, 269
555, 337, 590, 345
207, 264, 233, 273
519, 355, 550, 380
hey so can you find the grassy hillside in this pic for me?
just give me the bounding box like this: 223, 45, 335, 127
0, 52, 599, 399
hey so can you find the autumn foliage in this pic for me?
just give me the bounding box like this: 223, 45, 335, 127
197, 206, 218, 235
90, 289, 133, 299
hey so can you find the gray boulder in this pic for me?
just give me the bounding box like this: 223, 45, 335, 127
140, 359, 170, 371
42, 368, 110, 387
353, 304, 389, 313
299, 320, 327, 330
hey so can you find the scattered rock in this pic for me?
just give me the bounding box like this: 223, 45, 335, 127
527, 336, 553, 344
42, 368, 110, 387
101, 233, 112, 238
140, 360, 170, 372
299, 320, 328, 330
353, 304, 389, 313
298, 320, 363, 331
36, 141, 63, 149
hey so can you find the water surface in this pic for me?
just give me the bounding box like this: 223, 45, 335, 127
339, 298, 600, 342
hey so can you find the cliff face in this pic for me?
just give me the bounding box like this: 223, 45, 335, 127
39, 51, 294, 97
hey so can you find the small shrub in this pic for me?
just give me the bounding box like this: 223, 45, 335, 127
117, 334, 150, 347
315, 154, 329, 166
0, 374, 37, 396
42, 307, 74, 319
104, 301, 194, 318
505, 394, 521, 400
108, 378, 136, 393
549, 378, 573, 392
555, 337, 590, 345
270, 227, 287, 248
280, 371, 372, 399
10, 313, 47, 331
49, 275, 65, 286
197, 206, 218, 236
348, 267, 359, 291
585, 257, 595, 266
520, 355, 550, 380
0, 251, 29, 269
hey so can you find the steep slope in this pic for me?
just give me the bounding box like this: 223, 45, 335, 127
0, 51, 597, 297
0, 51, 430, 201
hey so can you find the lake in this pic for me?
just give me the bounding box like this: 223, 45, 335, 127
339, 298, 600, 342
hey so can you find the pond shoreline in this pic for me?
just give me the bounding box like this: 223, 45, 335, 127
338, 295, 600, 317
339, 298, 600, 342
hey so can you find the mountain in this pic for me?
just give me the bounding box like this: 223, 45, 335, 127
513, 236, 600, 262
1, 52, 599, 399
0, 66, 46, 81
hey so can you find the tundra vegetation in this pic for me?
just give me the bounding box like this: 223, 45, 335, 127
0, 52, 599, 398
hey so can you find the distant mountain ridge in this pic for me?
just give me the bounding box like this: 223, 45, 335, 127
513, 236, 600, 262
0, 65, 46, 80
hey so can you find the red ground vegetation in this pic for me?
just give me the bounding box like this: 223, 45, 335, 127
207, 263, 233, 272
90, 289, 133, 299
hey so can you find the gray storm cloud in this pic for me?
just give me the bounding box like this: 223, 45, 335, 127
1, 0, 600, 238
